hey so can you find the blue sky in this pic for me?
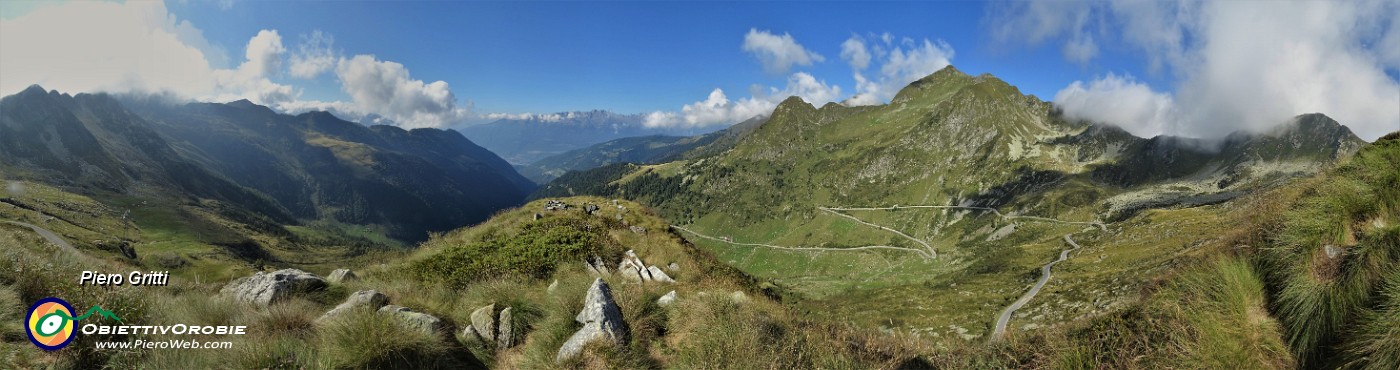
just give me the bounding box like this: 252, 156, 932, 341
163, 1, 1124, 112
2, 1, 1397, 139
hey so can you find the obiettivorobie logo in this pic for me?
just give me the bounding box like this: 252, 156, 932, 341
25, 297, 121, 351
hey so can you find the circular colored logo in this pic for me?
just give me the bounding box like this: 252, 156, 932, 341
26, 297, 76, 351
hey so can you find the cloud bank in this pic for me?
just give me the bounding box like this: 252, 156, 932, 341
840, 34, 955, 106
990, 0, 1400, 140
643, 72, 841, 128
0, 1, 471, 129
742, 28, 825, 74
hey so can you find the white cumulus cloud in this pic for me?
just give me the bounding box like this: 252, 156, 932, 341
644, 72, 841, 129
330, 55, 471, 129
840, 34, 955, 106
0, 1, 219, 97
742, 28, 825, 74
288, 30, 337, 79
1054, 74, 1176, 138
0, 2, 474, 130
994, 0, 1400, 140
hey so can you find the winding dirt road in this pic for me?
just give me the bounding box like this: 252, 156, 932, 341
991, 234, 1083, 340
817, 207, 936, 258
2, 220, 79, 253
670, 225, 934, 259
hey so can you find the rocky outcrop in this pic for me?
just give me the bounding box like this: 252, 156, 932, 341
316, 290, 389, 323
327, 269, 357, 284
498, 307, 515, 349
646, 266, 675, 283
556, 278, 628, 363
221, 269, 327, 307
379, 305, 453, 339
463, 303, 521, 349
730, 291, 749, 303
585, 256, 611, 277
617, 250, 674, 284
469, 304, 497, 342
657, 290, 677, 306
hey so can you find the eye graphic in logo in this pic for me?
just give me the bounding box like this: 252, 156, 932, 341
26, 297, 77, 351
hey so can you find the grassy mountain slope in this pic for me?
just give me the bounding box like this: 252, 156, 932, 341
125, 99, 535, 241
0, 196, 926, 368
530, 66, 1368, 342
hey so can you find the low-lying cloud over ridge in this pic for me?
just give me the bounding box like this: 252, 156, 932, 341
990, 0, 1400, 140
644, 32, 954, 129
0, 1, 471, 129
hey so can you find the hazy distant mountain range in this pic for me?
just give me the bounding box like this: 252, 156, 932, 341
458, 110, 724, 165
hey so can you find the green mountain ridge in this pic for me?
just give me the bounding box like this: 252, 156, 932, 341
530, 65, 1370, 344
1, 85, 535, 242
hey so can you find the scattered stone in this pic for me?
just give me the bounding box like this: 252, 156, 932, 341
378, 305, 453, 338
729, 291, 748, 303
629, 225, 646, 234
556, 278, 628, 363
544, 199, 570, 211
498, 307, 515, 349
657, 290, 677, 306
1324, 244, 1342, 259
220, 269, 327, 307
534, 213, 543, 221
327, 268, 357, 284
619, 250, 649, 282
584, 204, 600, 214
667, 262, 679, 271
646, 265, 675, 283
317, 290, 389, 323
471, 304, 497, 342
547, 279, 559, 294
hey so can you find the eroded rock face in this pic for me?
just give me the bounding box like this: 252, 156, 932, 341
221, 269, 327, 307
557, 278, 628, 363
617, 250, 674, 284
498, 307, 515, 349
657, 290, 677, 307
327, 269, 357, 284
471, 304, 497, 342
378, 305, 453, 338
646, 266, 675, 283
316, 290, 389, 323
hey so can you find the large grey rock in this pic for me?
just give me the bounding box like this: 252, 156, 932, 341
657, 290, 677, 306
220, 269, 327, 307
556, 278, 628, 363
498, 307, 515, 349
378, 305, 453, 338
327, 269, 357, 284
316, 290, 389, 323
618, 250, 651, 283
646, 265, 675, 283
471, 304, 497, 342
